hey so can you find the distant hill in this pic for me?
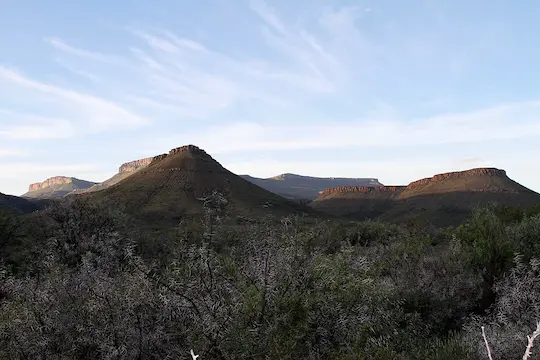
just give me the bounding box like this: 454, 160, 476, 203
239, 173, 382, 200
0, 192, 44, 214
88, 145, 310, 223
310, 168, 540, 226
23, 176, 97, 199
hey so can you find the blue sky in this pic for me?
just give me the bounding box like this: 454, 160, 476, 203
1, 0, 540, 196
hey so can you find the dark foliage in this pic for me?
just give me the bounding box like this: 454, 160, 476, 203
1, 195, 539, 359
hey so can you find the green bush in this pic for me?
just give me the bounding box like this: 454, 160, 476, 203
2, 198, 540, 359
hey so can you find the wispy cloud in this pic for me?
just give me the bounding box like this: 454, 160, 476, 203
35, 2, 368, 123
0, 67, 149, 136
53, 58, 102, 83
45, 37, 122, 64
0, 118, 74, 140
1, 0, 538, 195
0, 149, 23, 157
145, 100, 540, 154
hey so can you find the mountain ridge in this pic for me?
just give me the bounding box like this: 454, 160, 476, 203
24, 176, 97, 199
310, 167, 540, 225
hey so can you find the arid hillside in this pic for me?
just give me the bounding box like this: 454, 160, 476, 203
88, 145, 310, 223
310, 168, 540, 225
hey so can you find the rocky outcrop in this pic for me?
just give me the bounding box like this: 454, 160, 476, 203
318, 186, 405, 197
28, 176, 77, 192
25, 177, 97, 199
119, 157, 154, 173
318, 168, 517, 199
169, 145, 207, 156
151, 154, 168, 163
406, 168, 507, 189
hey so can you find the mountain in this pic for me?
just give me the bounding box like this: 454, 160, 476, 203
239, 173, 382, 200
23, 176, 97, 199
310, 168, 540, 226
76, 156, 380, 201
0, 193, 43, 214
88, 145, 310, 222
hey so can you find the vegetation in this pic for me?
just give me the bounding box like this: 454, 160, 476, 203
1, 195, 540, 359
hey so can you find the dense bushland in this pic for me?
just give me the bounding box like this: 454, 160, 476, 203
1, 197, 540, 359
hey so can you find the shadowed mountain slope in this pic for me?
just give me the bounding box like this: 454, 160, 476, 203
0, 193, 44, 214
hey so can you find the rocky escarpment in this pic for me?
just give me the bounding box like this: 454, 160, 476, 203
25, 177, 97, 199
241, 173, 383, 200
270, 173, 381, 184
150, 145, 210, 164
318, 186, 405, 198
399, 168, 531, 198
316, 168, 526, 200
406, 168, 508, 191
119, 157, 154, 173
29, 176, 78, 192
311, 167, 540, 225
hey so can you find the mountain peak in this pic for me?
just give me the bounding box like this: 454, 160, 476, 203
168, 144, 207, 156
90, 144, 305, 222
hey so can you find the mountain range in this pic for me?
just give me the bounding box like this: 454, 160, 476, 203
311, 168, 540, 226
23, 156, 381, 201
3, 144, 540, 226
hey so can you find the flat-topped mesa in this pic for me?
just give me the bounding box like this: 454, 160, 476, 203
29, 176, 75, 192
272, 173, 381, 183
319, 185, 405, 197
406, 168, 507, 189
119, 157, 154, 173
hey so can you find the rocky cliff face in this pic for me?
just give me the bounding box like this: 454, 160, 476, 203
406, 168, 507, 189
28, 176, 77, 192
318, 186, 405, 197
119, 157, 154, 173
311, 167, 540, 226
169, 145, 207, 156
25, 176, 97, 199
318, 168, 515, 198
146, 145, 209, 165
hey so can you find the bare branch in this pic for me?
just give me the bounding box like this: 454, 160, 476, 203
482, 326, 494, 360
523, 322, 540, 360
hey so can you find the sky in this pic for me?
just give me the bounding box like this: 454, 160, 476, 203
1, 0, 540, 196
